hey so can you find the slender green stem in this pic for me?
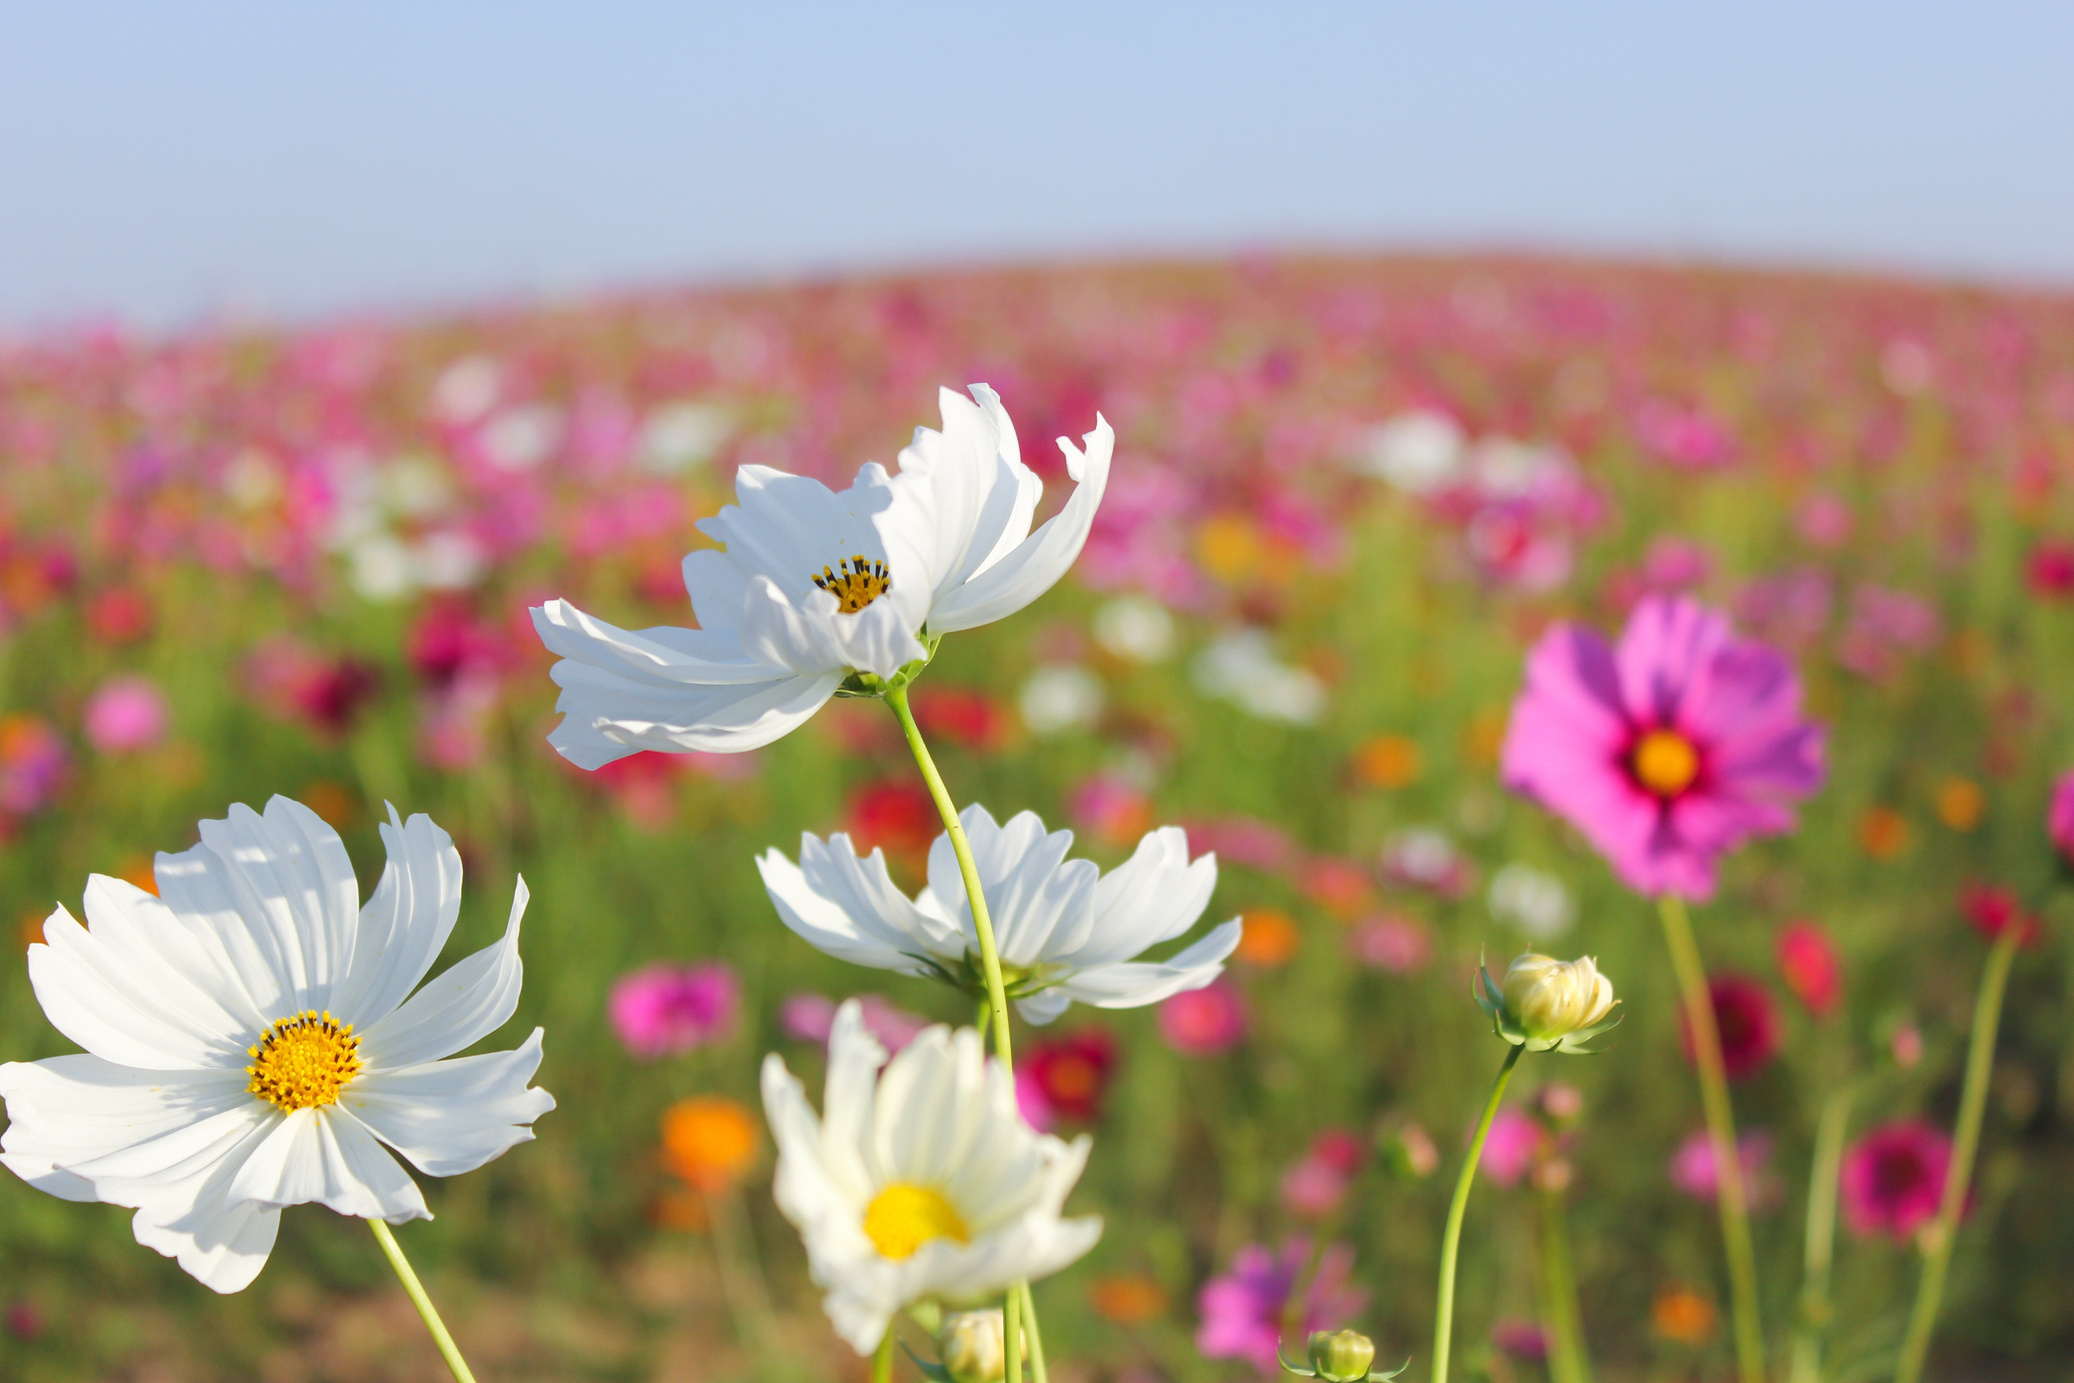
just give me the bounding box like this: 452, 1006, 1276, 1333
1893, 928, 2020, 1383
873, 1327, 895, 1383
1657, 893, 1765, 1383
1786, 1086, 1853, 1383
1539, 1184, 1593, 1383
369, 1219, 478, 1383
1432, 1043, 1524, 1383
887, 684, 1027, 1383
976, 995, 993, 1042
1020, 1281, 1049, 1383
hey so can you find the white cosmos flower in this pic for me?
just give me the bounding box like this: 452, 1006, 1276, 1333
761, 1000, 1101, 1354
758, 805, 1240, 1024
0, 796, 553, 1293
532, 384, 1113, 767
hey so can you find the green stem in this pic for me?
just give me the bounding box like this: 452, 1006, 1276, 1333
1432, 1043, 1524, 1383
1657, 893, 1765, 1383
1020, 1281, 1049, 1383
873, 1327, 895, 1383
887, 683, 1026, 1383
1786, 1086, 1853, 1383
369, 1219, 478, 1383
1893, 928, 2020, 1383
1539, 1184, 1593, 1383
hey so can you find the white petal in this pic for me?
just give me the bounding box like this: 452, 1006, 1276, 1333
356, 877, 528, 1069
226, 1105, 428, 1222
118, 1113, 284, 1293
925, 414, 1113, 634
695, 463, 896, 600
1059, 828, 1218, 967
925, 807, 1093, 967
532, 598, 778, 685
75, 876, 268, 1038
681, 547, 750, 631
546, 662, 841, 766
344, 1029, 554, 1178
736, 578, 925, 680
153, 797, 360, 1017
330, 806, 464, 1029
758, 848, 922, 974
1011, 989, 1074, 1026
0, 1057, 252, 1198
25, 906, 249, 1070
1048, 919, 1242, 1009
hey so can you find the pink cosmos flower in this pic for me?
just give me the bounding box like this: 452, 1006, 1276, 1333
1476, 1107, 1541, 1189
1197, 1239, 1367, 1375
778, 992, 929, 1054
1669, 1128, 1775, 1208
1279, 1130, 1365, 1220
1158, 979, 1248, 1056
82, 675, 168, 753
1775, 920, 1843, 1019
2050, 770, 2074, 866
1841, 1121, 1954, 1241
1347, 914, 1433, 973
608, 962, 740, 1059
1501, 595, 1825, 900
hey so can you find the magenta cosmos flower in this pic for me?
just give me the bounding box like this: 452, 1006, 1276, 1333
607, 962, 740, 1059
1841, 1121, 1954, 1241
1197, 1239, 1366, 1374
1501, 594, 1824, 900
2048, 770, 2074, 867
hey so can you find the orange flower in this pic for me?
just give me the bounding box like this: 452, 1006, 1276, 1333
1353, 734, 1422, 789
651, 1184, 710, 1231
301, 780, 359, 830
1235, 908, 1301, 968
17, 910, 47, 951
1934, 778, 1984, 832
1857, 806, 1911, 860
1088, 1273, 1168, 1325
1195, 514, 1263, 584
117, 855, 159, 897
661, 1096, 759, 1194
1651, 1284, 1716, 1345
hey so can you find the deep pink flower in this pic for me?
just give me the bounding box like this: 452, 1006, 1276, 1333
608, 963, 740, 1059
82, 675, 167, 753
1679, 975, 1780, 1080
1158, 980, 1248, 1056
779, 992, 929, 1053
2050, 770, 2074, 866
1642, 536, 1712, 591
0, 715, 68, 819
1197, 1240, 1367, 1375
1492, 1320, 1548, 1362
1669, 1128, 1775, 1207
1501, 595, 1825, 900
1634, 400, 1737, 470
1775, 920, 1843, 1019
2027, 539, 2074, 600
1959, 881, 2041, 948
1476, 1107, 1540, 1189
1016, 1029, 1119, 1129
1841, 1121, 1953, 1241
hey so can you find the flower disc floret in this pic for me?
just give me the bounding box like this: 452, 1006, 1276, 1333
246, 1011, 362, 1111
863, 1182, 971, 1259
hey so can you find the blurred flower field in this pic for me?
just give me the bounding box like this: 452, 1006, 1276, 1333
6, 253, 2074, 1380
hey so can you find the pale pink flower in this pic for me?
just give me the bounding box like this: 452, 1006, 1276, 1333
82, 675, 167, 753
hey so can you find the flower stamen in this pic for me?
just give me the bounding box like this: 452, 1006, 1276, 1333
247, 1010, 362, 1111
862, 1181, 969, 1260
1631, 728, 1701, 797
811, 555, 891, 614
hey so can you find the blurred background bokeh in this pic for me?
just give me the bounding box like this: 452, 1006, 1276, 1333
6, 5, 2074, 1381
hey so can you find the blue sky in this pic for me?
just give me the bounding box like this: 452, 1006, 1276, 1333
2, 2, 2071, 329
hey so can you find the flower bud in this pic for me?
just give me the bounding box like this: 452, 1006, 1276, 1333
1308, 1328, 1377, 1382
1501, 954, 1616, 1045
939, 1309, 1024, 1383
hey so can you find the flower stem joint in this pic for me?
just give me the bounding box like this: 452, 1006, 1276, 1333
1280, 1329, 1407, 1381
1475, 952, 1622, 1054
905, 1308, 1027, 1383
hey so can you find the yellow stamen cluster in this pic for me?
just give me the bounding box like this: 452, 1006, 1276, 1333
246, 1010, 362, 1111
862, 1181, 970, 1260
811, 555, 891, 614
1631, 727, 1701, 797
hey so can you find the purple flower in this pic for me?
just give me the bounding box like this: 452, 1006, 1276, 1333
608, 962, 739, 1059
1501, 595, 1825, 901
1197, 1239, 1367, 1375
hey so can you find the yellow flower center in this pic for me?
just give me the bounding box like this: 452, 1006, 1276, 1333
811, 555, 891, 614
1631, 728, 1700, 797
862, 1182, 970, 1260
246, 1010, 362, 1111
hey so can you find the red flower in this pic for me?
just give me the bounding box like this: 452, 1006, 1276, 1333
2026, 538, 2074, 599
845, 781, 938, 859
1680, 974, 1780, 1080
1019, 1029, 1119, 1125
912, 686, 1010, 751
1775, 921, 1842, 1020
1959, 881, 2040, 947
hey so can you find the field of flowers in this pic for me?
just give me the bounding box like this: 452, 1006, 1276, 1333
5, 252, 2074, 1383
